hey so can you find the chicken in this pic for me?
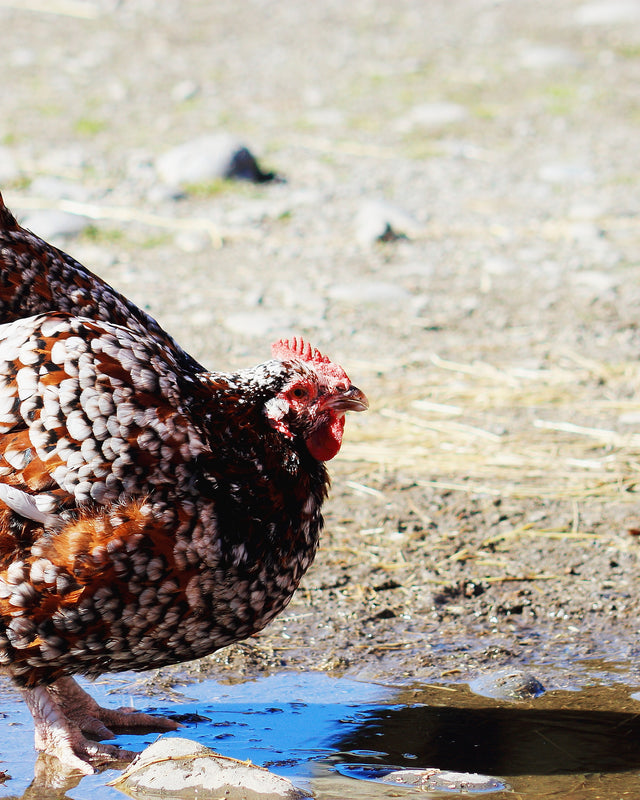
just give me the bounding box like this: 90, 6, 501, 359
0, 194, 198, 371
0, 193, 368, 773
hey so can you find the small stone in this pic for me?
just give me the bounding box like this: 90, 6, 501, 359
566, 222, 603, 242
110, 737, 307, 800
304, 108, 345, 127
355, 200, 421, 246
156, 134, 275, 186
469, 669, 546, 701
538, 162, 594, 184
396, 101, 468, 132
568, 202, 606, 220
171, 80, 200, 102
19, 209, 90, 240
619, 411, 640, 425
327, 280, 410, 305
517, 44, 580, 69
575, 1, 640, 24
571, 270, 619, 294
10, 47, 35, 67
146, 183, 186, 204
383, 768, 508, 793
482, 257, 516, 276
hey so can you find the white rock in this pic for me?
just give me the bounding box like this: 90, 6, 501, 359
327, 280, 410, 305
146, 183, 186, 203
566, 221, 603, 242
111, 737, 307, 799
538, 162, 594, 184
304, 108, 345, 127
156, 134, 265, 185
10, 47, 35, 67
517, 44, 580, 69
397, 101, 468, 132
19, 209, 90, 240
571, 270, 619, 294
384, 768, 507, 792
575, 1, 640, 24
355, 200, 421, 245
468, 669, 546, 701
482, 257, 516, 276
171, 80, 200, 102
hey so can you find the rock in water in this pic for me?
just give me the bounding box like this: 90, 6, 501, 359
111, 737, 309, 799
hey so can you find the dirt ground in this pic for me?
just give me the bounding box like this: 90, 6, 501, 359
2, 0, 640, 696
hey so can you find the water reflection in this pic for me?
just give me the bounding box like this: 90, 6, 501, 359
335, 700, 640, 775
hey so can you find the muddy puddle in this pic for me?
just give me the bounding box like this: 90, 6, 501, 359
1, 669, 640, 799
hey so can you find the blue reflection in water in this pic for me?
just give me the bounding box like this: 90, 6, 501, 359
0, 671, 395, 799
110, 671, 394, 776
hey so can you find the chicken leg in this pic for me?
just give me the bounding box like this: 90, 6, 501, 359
21, 677, 180, 774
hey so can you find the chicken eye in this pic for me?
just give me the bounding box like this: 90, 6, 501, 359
291, 386, 308, 399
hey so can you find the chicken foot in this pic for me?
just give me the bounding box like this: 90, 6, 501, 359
21, 676, 180, 774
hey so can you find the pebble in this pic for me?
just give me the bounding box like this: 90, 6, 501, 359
355, 200, 421, 246
538, 162, 594, 184
146, 183, 186, 203
468, 669, 546, 701
110, 737, 308, 800
396, 101, 468, 132
575, 1, 640, 24
383, 768, 509, 793
570, 270, 619, 295
327, 280, 410, 305
303, 107, 345, 127
171, 79, 200, 102
18, 209, 90, 240
482, 256, 517, 276
156, 134, 274, 186
517, 44, 580, 70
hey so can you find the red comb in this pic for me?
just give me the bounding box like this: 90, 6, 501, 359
271, 337, 350, 384
271, 337, 330, 364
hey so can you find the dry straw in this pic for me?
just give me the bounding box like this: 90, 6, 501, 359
337, 350, 640, 503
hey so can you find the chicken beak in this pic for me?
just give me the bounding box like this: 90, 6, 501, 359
324, 385, 369, 413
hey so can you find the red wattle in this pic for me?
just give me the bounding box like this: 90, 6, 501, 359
306, 415, 345, 461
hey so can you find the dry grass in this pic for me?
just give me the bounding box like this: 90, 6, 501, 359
337, 350, 640, 503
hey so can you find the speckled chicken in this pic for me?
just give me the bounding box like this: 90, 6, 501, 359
0, 193, 367, 772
